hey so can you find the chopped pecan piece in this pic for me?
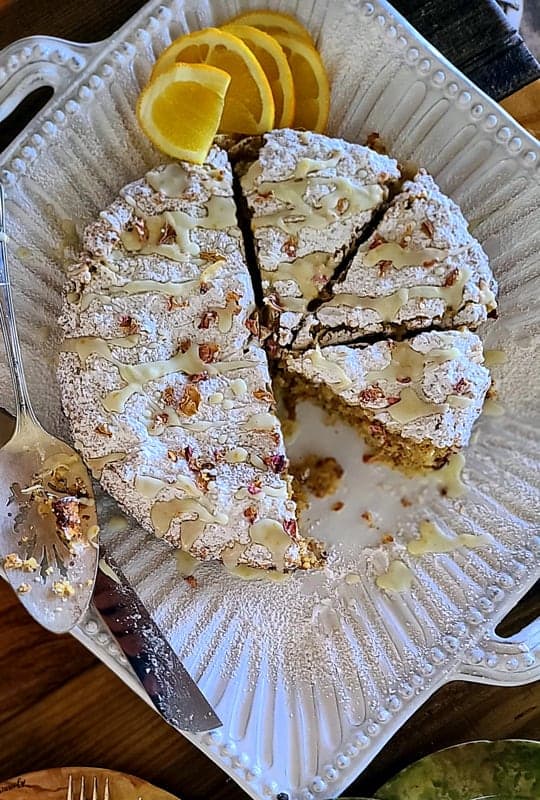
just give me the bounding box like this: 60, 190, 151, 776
163, 385, 201, 417
158, 223, 176, 245
378, 259, 393, 277
454, 377, 471, 394
225, 290, 242, 314
167, 296, 187, 311
198, 310, 218, 329
52, 497, 83, 543
444, 269, 460, 287
358, 386, 385, 404
189, 372, 208, 383
253, 388, 274, 403
243, 505, 258, 523
119, 314, 138, 333
245, 316, 260, 337
199, 250, 223, 262
423, 259, 437, 267
368, 233, 386, 250
421, 219, 435, 238
198, 342, 219, 363
368, 421, 386, 440
95, 423, 112, 437
336, 197, 349, 215
178, 339, 191, 353
282, 237, 297, 258
126, 216, 147, 241
283, 518, 297, 538
264, 454, 287, 474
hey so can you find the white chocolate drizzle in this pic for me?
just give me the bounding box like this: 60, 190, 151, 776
249, 518, 291, 571
331, 267, 471, 319
376, 560, 414, 592
86, 451, 127, 479
408, 520, 489, 555
305, 346, 352, 391
363, 241, 448, 268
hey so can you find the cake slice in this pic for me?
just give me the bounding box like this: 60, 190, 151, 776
58, 149, 323, 573
283, 330, 490, 472
238, 128, 400, 348
296, 171, 498, 348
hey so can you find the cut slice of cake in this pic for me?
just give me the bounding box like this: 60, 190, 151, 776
238, 128, 400, 348
283, 329, 490, 472
295, 171, 498, 348
58, 149, 324, 573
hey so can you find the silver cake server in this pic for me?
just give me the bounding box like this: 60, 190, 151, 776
94, 494, 222, 734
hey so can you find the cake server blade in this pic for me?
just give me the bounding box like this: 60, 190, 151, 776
93, 546, 221, 733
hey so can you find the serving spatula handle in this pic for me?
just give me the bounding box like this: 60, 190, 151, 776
0, 184, 36, 425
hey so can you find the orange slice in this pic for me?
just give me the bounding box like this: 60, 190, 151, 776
222, 23, 294, 127
272, 32, 330, 133
136, 63, 230, 163
228, 9, 314, 43
152, 28, 275, 134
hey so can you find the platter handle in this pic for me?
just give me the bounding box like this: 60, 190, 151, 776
0, 35, 105, 130
455, 616, 540, 686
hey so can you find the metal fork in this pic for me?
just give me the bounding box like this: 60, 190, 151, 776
66, 775, 111, 800
65, 775, 142, 800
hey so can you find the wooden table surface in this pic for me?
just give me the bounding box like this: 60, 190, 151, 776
0, 1, 539, 797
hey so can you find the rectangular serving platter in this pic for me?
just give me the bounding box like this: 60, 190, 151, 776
0, 1, 539, 798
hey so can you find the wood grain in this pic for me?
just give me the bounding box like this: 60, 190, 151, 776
501, 78, 540, 137
0, 0, 538, 797
0, 766, 179, 800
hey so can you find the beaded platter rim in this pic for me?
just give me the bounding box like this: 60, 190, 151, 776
0, 1, 539, 798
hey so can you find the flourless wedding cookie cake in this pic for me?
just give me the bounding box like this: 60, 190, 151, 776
58, 129, 497, 573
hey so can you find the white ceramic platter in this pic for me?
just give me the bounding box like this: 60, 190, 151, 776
0, 1, 539, 798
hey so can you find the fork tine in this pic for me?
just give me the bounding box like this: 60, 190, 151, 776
66, 775, 73, 800
91, 777, 98, 800
104, 777, 110, 800
79, 776, 85, 800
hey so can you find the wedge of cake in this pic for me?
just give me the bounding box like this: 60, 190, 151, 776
283, 330, 490, 471
238, 128, 400, 348
296, 171, 497, 348
58, 149, 324, 573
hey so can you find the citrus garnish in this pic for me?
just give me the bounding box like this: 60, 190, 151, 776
272, 32, 330, 133
223, 23, 295, 128
136, 63, 230, 163
228, 9, 314, 43
151, 28, 275, 134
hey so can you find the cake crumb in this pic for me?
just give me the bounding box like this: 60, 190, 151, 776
185, 575, 198, 589
361, 510, 374, 526
22, 557, 39, 572
400, 497, 412, 507
52, 579, 75, 598
331, 501, 344, 512
3, 553, 23, 570
291, 455, 344, 514
382, 534, 394, 544
17, 583, 31, 594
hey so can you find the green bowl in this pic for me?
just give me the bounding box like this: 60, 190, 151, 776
374, 739, 540, 800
